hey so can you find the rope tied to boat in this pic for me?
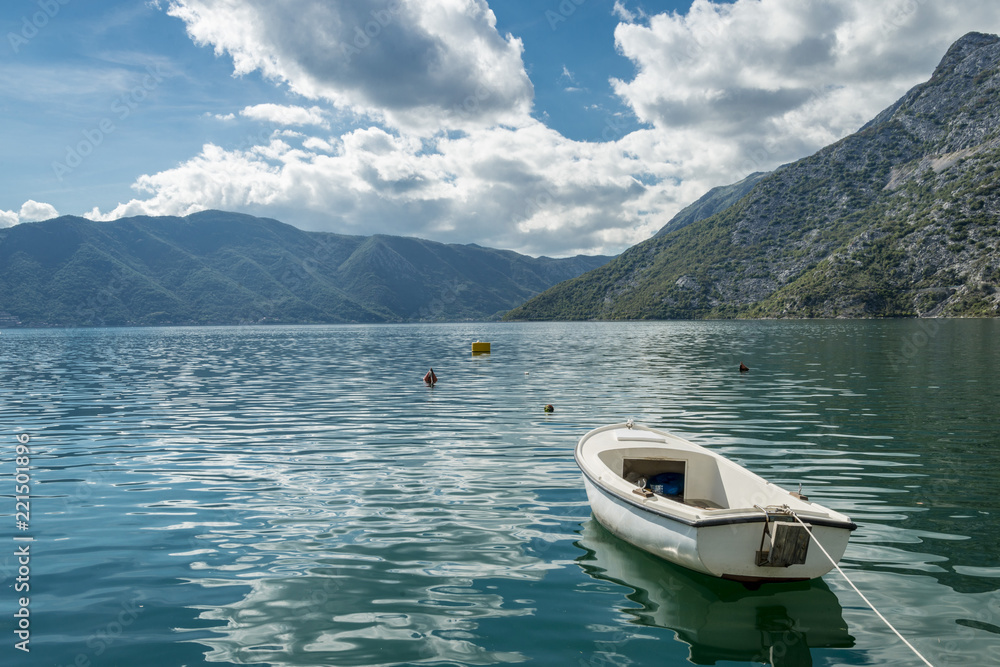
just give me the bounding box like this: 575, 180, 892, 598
775, 505, 935, 667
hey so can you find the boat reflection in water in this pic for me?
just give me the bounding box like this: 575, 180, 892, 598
575, 520, 855, 666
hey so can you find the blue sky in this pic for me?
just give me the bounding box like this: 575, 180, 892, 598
3, 0, 999, 256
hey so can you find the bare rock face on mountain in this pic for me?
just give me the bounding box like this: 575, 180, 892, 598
507, 32, 1000, 320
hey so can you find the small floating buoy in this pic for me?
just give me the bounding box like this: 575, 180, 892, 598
472, 340, 491, 354
543, 404, 554, 413
739, 362, 749, 373
423, 368, 438, 385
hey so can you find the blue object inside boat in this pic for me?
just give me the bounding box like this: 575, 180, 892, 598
649, 472, 684, 496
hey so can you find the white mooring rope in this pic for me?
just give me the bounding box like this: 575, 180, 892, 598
783, 507, 935, 667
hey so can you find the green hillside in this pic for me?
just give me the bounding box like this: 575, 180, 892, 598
0, 211, 610, 326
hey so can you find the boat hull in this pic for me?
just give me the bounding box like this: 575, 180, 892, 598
583, 477, 850, 581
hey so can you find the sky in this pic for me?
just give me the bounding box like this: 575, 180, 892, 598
2, 0, 1000, 257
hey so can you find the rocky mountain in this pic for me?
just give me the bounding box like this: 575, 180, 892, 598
653, 171, 770, 238
506, 32, 1000, 320
0, 211, 610, 326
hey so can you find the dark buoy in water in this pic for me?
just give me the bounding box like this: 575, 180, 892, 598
423, 368, 438, 385
544, 404, 554, 413
739, 362, 749, 373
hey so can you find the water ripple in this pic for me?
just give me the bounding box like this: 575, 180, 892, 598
2, 321, 999, 666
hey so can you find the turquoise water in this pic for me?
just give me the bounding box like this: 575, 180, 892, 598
2, 321, 999, 666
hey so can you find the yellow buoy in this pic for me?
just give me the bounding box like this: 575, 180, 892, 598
471, 340, 491, 354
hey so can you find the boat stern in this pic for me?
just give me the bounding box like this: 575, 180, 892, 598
697, 516, 853, 583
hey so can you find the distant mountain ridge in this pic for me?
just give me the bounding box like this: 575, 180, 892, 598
506, 32, 1000, 320
0, 211, 611, 326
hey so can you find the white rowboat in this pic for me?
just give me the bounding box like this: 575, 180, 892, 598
575, 422, 857, 584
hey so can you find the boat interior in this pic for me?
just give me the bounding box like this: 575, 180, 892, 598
600, 446, 733, 510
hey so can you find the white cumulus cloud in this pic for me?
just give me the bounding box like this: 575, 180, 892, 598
86, 123, 672, 256
0, 200, 61, 227
239, 103, 329, 127
165, 0, 534, 133
612, 1, 642, 23
0, 209, 19, 228
18, 200, 60, 222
